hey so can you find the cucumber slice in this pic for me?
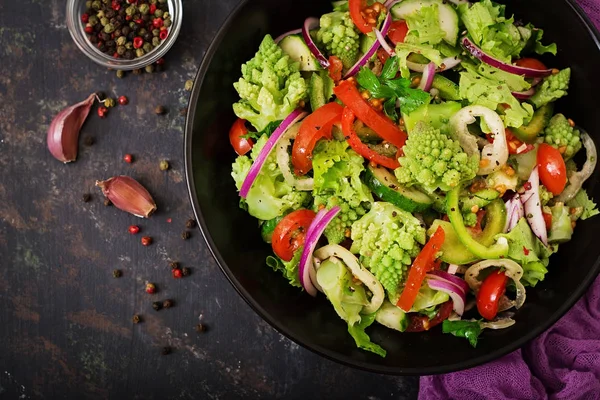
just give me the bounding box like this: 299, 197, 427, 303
375, 301, 409, 332
364, 164, 433, 212
309, 73, 326, 112
279, 35, 321, 72
431, 75, 461, 101
391, 0, 459, 46
512, 103, 554, 143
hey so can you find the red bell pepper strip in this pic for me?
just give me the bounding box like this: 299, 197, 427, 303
292, 102, 343, 175
342, 107, 400, 169
397, 226, 446, 312
334, 80, 407, 149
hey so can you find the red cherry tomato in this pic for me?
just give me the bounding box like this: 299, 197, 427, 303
327, 56, 344, 83
476, 270, 509, 320
387, 20, 409, 45
229, 119, 253, 156
515, 57, 547, 70
537, 143, 567, 195
271, 210, 316, 261
349, 0, 376, 34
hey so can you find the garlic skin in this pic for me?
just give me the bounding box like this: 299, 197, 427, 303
96, 176, 157, 218
47, 93, 96, 163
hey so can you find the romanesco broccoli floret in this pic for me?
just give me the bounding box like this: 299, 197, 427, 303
350, 202, 426, 295
529, 68, 570, 109
463, 212, 478, 227
231, 135, 312, 220
395, 122, 478, 192
233, 35, 308, 131
316, 11, 360, 70
314, 195, 370, 244
543, 113, 582, 159
312, 140, 373, 244
539, 184, 554, 206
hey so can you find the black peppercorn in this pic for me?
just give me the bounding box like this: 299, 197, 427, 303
186, 219, 196, 229
143, 32, 152, 42
169, 261, 179, 270
104, 199, 112, 207
121, 25, 130, 36
124, 50, 134, 60
154, 105, 166, 115
132, 315, 141, 324
161, 346, 171, 355
82, 193, 91, 202
195, 324, 206, 333
105, 9, 115, 19
101, 32, 110, 41
132, 68, 142, 75
181, 231, 191, 240
84, 136, 95, 146
152, 301, 163, 311
162, 299, 173, 308
181, 267, 191, 276
113, 269, 122, 278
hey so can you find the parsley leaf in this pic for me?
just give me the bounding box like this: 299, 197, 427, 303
242, 120, 282, 141
356, 57, 431, 118
442, 320, 483, 348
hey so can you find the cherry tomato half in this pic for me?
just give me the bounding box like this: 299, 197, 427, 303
328, 56, 344, 83
537, 143, 567, 195
515, 57, 547, 70
271, 209, 316, 261
349, 0, 376, 34
476, 270, 509, 320
229, 118, 253, 156
388, 20, 409, 45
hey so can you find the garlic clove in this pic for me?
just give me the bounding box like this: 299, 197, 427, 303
96, 176, 157, 218
47, 93, 97, 163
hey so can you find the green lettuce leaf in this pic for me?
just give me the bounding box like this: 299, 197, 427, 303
459, 66, 534, 128
404, 3, 446, 45
567, 189, 600, 220
348, 313, 387, 357
395, 43, 443, 79
266, 250, 302, 288
495, 218, 557, 286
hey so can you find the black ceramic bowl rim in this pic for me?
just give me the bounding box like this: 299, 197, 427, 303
185, 0, 600, 375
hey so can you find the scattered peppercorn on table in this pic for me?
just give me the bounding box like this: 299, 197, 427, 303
0, 0, 420, 399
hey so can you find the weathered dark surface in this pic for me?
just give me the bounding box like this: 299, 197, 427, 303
0, 1, 419, 398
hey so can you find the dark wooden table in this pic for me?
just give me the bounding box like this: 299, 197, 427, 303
0, 1, 419, 398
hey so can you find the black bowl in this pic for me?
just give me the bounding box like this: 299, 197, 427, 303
185, 0, 600, 374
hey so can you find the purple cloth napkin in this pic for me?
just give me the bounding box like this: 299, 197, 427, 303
419, 4, 600, 400
419, 276, 600, 400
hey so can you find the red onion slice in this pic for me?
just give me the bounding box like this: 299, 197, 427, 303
374, 28, 394, 57
384, 0, 402, 8
343, 11, 392, 78
239, 110, 307, 198
427, 279, 466, 316
504, 193, 525, 233
274, 29, 302, 44
298, 206, 341, 296
418, 62, 436, 92
521, 166, 548, 245
462, 37, 553, 78
302, 18, 330, 69
427, 270, 470, 294
406, 56, 461, 73
512, 88, 536, 100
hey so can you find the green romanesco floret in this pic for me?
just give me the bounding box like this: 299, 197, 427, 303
395, 122, 478, 192
539, 185, 554, 206
231, 135, 312, 220
312, 140, 373, 244
529, 68, 570, 109
316, 11, 360, 70
463, 212, 478, 227
350, 202, 426, 295
543, 113, 582, 159
232, 35, 308, 131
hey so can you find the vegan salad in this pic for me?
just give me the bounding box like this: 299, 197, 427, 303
228, 0, 599, 356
